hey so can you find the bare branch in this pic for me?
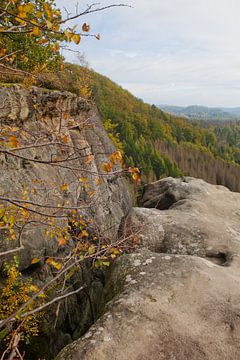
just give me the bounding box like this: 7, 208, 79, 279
60, 3, 132, 24
19, 284, 87, 319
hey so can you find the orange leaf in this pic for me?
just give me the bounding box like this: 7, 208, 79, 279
85, 154, 94, 165
31, 257, 41, 264
8, 135, 20, 148
58, 237, 67, 247
103, 162, 112, 173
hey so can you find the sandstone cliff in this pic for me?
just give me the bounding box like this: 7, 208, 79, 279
0, 85, 132, 358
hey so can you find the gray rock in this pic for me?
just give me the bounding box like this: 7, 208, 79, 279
0, 85, 132, 358
57, 177, 240, 360
134, 177, 240, 261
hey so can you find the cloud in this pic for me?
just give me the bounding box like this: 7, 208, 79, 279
56, 0, 240, 106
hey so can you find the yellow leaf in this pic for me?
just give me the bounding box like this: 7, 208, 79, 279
23, 3, 35, 14
29, 284, 39, 292
102, 261, 110, 267
32, 27, 41, 36
81, 230, 89, 238
21, 209, 29, 218
46, 20, 53, 29
11, 233, 17, 240
88, 245, 96, 255
46, 257, 62, 270
60, 183, 69, 192
64, 30, 73, 42
73, 34, 81, 45
51, 42, 60, 52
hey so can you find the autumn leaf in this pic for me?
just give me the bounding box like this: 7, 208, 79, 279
129, 167, 141, 183
95, 178, 103, 185
80, 230, 89, 238
73, 34, 81, 45
28, 284, 40, 292
87, 190, 96, 198
31, 257, 41, 265
88, 245, 96, 255
46, 257, 62, 270
85, 154, 94, 165
132, 172, 141, 182
51, 42, 60, 52
0, 48, 6, 57
102, 162, 112, 173
102, 261, 110, 267
64, 30, 73, 42
59, 134, 69, 144
60, 183, 69, 192
58, 237, 67, 247
82, 23, 90, 32
46, 19, 53, 29
32, 27, 41, 36
8, 135, 20, 148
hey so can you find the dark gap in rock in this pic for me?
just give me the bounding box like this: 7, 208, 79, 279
206, 251, 231, 266
155, 192, 177, 210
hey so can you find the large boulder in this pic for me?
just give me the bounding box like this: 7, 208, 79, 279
134, 177, 240, 261
56, 177, 240, 360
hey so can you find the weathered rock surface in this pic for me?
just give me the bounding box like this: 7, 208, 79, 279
133, 177, 240, 262
0, 85, 132, 358
57, 177, 240, 360
0, 85, 132, 268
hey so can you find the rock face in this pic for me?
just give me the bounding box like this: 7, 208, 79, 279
57, 177, 240, 360
0, 85, 132, 358
0, 85, 132, 268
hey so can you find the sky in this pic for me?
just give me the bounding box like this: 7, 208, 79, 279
56, 0, 240, 107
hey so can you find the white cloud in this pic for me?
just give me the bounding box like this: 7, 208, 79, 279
56, 0, 240, 106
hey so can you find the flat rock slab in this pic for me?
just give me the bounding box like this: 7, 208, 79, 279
57, 250, 240, 360
56, 177, 240, 360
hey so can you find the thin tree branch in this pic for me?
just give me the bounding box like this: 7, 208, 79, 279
60, 4, 132, 24
20, 284, 87, 319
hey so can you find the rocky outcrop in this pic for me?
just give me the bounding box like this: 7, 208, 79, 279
0, 85, 132, 268
0, 85, 132, 358
57, 177, 240, 360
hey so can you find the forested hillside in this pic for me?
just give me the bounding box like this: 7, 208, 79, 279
87, 69, 240, 191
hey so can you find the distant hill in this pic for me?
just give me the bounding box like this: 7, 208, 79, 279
158, 105, 240, 121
